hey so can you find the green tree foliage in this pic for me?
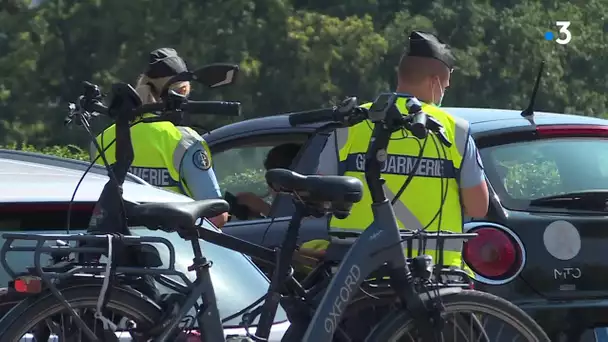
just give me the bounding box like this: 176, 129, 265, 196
0, 0, 606, 150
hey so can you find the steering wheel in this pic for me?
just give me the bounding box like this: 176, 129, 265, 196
223, 191, 264, 221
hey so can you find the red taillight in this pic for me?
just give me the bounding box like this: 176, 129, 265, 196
463, 227, 522, 279
536, 125, 608, 137
12, 276, 43, 294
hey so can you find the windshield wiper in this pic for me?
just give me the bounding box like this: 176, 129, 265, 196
529, 190, 608, 209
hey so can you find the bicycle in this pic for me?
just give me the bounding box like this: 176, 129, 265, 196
282, 93, 550, 341
0, 71, 549, 341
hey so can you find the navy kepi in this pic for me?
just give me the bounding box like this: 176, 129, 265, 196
407, 31, 455, 70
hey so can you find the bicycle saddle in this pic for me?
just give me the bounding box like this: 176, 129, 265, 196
265, 169, 363, 204
128, 199, 229, 230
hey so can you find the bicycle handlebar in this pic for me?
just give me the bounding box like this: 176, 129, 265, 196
287, 94, 449, 144
70, 91, 241, 125
66, 81, 241, 130
287, 93, 452, 204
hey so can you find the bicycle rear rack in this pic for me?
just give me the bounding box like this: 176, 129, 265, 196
328, 230, 478, 258
326, 230, 478, 287
0, 232, 191, 287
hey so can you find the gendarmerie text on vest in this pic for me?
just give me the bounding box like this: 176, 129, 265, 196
129, 166, 179, 187
345, 153, 456, 178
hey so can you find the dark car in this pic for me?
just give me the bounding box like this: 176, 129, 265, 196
206, 107, 608, 342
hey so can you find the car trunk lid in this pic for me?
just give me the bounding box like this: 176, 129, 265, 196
478, 124, 608, 300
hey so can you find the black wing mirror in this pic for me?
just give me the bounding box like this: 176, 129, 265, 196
160, 63, 240, 97
193, 63, 239, 88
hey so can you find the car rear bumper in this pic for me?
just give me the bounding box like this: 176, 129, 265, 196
515, 299, 608, 342
20, 320, 291, 341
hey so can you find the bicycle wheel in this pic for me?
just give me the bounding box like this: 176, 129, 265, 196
334, 284, 398, 341
0, 284, 163, 342
365, 289, 550, 342
280, 281, 397, 342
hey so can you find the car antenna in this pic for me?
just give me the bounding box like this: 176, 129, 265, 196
520, 60, 545, 123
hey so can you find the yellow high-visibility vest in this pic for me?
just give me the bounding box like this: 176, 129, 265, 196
91, 114, 212, 197
329, 99, 470, 268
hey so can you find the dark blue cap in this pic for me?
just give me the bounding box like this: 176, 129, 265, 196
145, 48, 188, 79
407, 31, 455, 70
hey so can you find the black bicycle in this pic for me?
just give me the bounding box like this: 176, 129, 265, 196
0, 70, 549, 341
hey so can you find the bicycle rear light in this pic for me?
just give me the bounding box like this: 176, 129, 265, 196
12, 276, 43, 294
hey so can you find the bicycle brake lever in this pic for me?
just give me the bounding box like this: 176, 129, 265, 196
336, 97, 358, 114
426, 116, 452, 147
436, 129, 452, 147
64, 103, 77, 127
333, 97, 365, 127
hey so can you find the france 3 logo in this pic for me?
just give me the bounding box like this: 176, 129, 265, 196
544, 21, 572, 45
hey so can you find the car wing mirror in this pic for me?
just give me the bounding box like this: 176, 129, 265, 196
160, 63, 239, 98
193, 63, 239, 88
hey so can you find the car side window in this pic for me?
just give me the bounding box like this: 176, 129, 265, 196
211, 135, 308, 220
214, 146, 273, 198
0, 203, 94, 287
489, 145, 562, 199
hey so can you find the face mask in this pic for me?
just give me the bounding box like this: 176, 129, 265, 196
433, 78, 445, 107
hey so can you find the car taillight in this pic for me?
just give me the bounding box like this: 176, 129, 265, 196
463, 227, 523, 280
536, 125, 608, 137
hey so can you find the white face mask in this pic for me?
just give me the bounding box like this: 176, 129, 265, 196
433, 78, 445, 107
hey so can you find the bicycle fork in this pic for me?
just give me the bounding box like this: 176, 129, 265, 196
154, 237, 224, 342
389, 263, 444, 342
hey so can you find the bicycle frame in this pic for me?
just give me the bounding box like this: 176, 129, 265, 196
296, 111, 410, 340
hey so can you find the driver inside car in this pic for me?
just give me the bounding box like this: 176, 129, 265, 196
90, 47, 228, 228
236, 143, 302, 217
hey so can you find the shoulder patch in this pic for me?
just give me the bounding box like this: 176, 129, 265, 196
193, 149, 212, 170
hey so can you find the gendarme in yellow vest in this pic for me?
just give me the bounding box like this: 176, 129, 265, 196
91, 113, 212, 197
331, 98, 471, 268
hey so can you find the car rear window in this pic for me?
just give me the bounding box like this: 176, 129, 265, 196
481, 137, 608, 209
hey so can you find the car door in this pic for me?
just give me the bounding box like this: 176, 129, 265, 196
211, 131, 331, 248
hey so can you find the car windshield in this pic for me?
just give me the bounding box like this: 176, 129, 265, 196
481, 137, 608, 209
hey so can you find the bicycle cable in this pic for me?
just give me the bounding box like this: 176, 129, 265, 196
427, 133, 449, 313
368, 128, 451, 258
66, 119, 142, 232
390, 134, 427, 205
76, 111, 128, 232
